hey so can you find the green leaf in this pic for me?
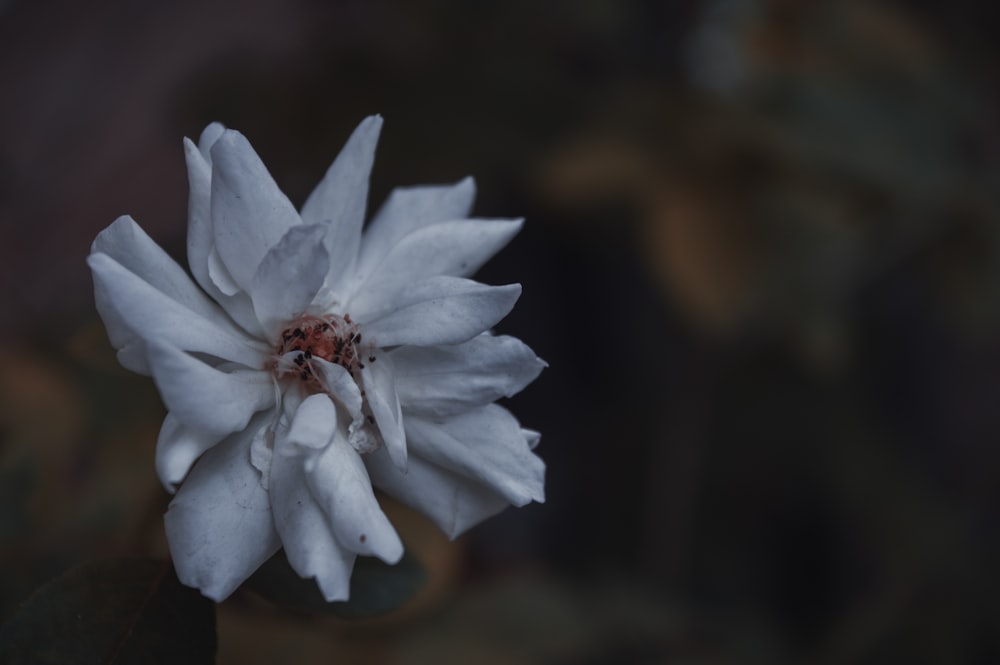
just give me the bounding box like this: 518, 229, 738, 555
0, 557, 216, 664
246, 549, 427, 618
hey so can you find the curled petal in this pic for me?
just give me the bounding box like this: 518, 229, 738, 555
270, 442, 356, 602
185, 137, 268, 337
184, 137, 216, 296
197, 122, 226, 160
92, 215, 226, 326
156, 412, 223, 493
305, 432, 403, 563
404, 405, 545, 506
250, 224, 330, 334
116, 341, 149, 375
354, 177, 476, 286
360, 277, 521, 348
311, 358, 363, 419
88, 253, 267, 368
90, 216, 247, 373
249, 418, 276, 486
392, 333, 546, 417
301, 115, 382, 294
210, 130, 301, 291
360, 352, 406, 470
165, 416, 280, 601
286, 393, 337, 452
365, 446, 509, 539
208, 248, 241, 296
186, 123, 230, 294
351, 219, 522, 312
146, 341, 274, 438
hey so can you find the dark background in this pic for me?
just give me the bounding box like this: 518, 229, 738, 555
2, 0, 999, 662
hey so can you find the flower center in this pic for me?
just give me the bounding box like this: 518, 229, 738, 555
273, 314, 384, 453
274, 313, 368, 389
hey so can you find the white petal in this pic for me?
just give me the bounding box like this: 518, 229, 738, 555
184, 137, 216, 296
522, 428, 542, 450
354, 177, 476, 286
312, 358, 363, 418
208, 248, 242, 296
185, 136, 267, 336
301, 115, 382, 294
277, 381, 308, 429
285, 393, 337, 451
215, 291, 268, 340
88, 253, 267, 368
360, 353, 406, 469
404, 405, 545, 506
269, 440, 355, 602
197, 122, 226, 159
360, 277, 521, 348
92, 216, 226, 325
365, 446, 509, 539
306, 432, 403, 563
89, 216, 248, 371
249, 418, 275, 486
350, 219, 522, 312
165, 416, 280, 601
249, 224, 330, 334
117, 341, 150, 375
210, 130, 301, 291
146, 340, 275, 438
187, 128, 245, 298
391, 333, 546, 417
156, 412, 223, 493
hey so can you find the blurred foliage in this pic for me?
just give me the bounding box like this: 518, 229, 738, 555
540, 0, 1000, 351
2, 0, 1000, 662
247, 549, 427, 619
0, 557, 216, 664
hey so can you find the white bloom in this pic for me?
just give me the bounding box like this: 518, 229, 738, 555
88, 116, 545, 602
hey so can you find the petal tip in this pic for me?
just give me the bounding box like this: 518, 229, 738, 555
198, 122, 227, 155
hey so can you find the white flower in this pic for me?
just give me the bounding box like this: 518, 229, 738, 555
87, 116, 545, 602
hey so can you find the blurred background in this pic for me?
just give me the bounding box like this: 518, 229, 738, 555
2, 0, 1000, 662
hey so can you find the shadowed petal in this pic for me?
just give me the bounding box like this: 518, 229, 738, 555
311, 358, 363, 419
301, 115, 382, 294
90, 215, 248, 373
250, 224, 330, 334
305, 431, 403, 563
270, 441, 356, 602
92, 215, 225, 325
360, 352, 406, 469
146, 341, 274, 438
350, 219, 522, 312
210, 130, 301, 291
360, 277, 521, 347
286, 393, 337, 451
208, 248, 241, 296
165, 415, 280, 601
184, 136, 216, 296
392, 333, 546, 418
156, 412, 224, 493
116, 341, 149, 375
88, 253, 267, 368
197, 122, 226, 160
404, 405, 545, 506
365, 446, 509, 539
354, 177, 476, 286
185, 136, 266, 336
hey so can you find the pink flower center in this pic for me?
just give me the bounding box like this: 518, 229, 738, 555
274, 313, 369, 389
